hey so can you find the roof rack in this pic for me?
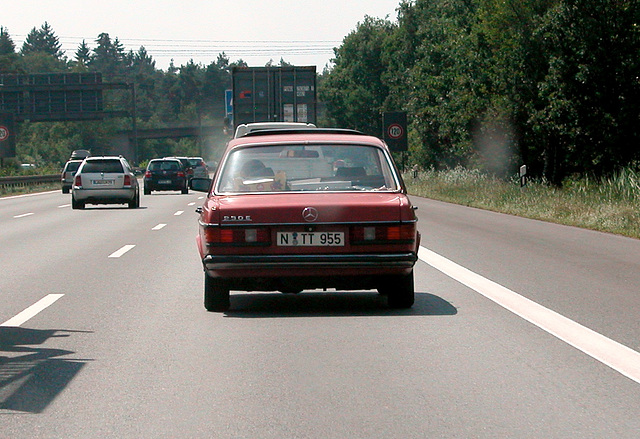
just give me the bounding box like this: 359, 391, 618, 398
242, 127, 365, 137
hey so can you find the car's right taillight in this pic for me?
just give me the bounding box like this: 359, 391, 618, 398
350, 224, 416, 245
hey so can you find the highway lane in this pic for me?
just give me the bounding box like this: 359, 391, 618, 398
1, 191, 640, 437
0, 188, 204, 322
413, 197, 640, 353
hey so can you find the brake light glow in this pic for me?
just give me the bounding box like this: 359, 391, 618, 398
350, 224, 415, 244
204, 227, 270, 246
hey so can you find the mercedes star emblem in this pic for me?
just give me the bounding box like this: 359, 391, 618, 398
302, 207, 319, 222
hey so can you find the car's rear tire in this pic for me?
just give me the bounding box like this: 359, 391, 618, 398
71, 196, 84, 210
182, 185, 189, 195
382, 271, 415, 309
62, 187, 70, 194
128, 190, 140, 209
144, 187, 151, 195
204, 274, 230, 312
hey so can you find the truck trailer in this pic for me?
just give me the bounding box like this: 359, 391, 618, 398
231, 66, 317, 130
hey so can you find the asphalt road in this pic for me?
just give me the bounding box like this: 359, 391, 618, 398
1, 189, 640, 438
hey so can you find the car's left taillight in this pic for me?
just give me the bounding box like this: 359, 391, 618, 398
204, 227, 271, 246
123, 175, 132, 187
74, 174, 82, 187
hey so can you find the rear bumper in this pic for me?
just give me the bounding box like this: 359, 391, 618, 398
73, 188, 136, 202
203, 252, 417, 271
203, 252, 417, 291
144, 179, 186, 191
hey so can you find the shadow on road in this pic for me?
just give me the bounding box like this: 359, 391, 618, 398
224, 291, 457, 318
0, 327, 91, 414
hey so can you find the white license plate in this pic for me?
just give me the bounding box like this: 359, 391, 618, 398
158, 179, 172, 184
277, 232, 344, 246
92, 179, 114, 186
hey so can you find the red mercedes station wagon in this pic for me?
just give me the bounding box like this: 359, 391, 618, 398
191, 128, 420, 311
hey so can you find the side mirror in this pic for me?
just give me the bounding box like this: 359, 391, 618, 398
190, 177, 212, 192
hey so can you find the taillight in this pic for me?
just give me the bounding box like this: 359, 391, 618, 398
74, 175, 82, 187
204, 227, 270, 246
123, 175, 132, 187
177, 171, 185, 178
145, 170, 152, 178
350, 224, 415, 244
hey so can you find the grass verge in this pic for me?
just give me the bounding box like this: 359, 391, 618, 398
0, 183, 60, 198
405, 167, 640, 240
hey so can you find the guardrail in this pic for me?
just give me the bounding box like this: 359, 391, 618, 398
0, 174, 60, 191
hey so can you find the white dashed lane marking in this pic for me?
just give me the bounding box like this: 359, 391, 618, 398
108, 245, 136, 258
1, 294, 65, 327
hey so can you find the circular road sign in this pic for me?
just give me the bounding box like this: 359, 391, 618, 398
0, 126, 9, 141
387, 123, 404, 140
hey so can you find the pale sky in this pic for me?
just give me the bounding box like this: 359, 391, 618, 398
3, 0, 401, 70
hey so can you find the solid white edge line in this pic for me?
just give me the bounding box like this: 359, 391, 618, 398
1, 294, 65, 327
0, 190, 59, 201
108, 244, 136, 258
418, 246, 640, 385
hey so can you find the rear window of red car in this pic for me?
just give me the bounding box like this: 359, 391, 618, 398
216, 143, 399, 193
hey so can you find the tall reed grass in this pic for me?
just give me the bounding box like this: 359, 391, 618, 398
405, 166, 640, 239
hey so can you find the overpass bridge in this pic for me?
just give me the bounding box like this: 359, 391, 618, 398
110, 123, 226, 163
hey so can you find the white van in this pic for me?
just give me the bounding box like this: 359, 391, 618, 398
233, 122, 316, 138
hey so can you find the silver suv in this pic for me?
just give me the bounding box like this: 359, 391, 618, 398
71, 156, 140, 209
61, 159, 83, 194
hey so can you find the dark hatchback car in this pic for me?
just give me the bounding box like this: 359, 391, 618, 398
144, 158, 188, 194
165, 156, 194, 181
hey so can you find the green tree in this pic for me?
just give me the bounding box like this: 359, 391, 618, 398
73, 40, 91, 67
202, 54, 231, 121
320, 16, 396, 135
89, 33, 126, 79
0, 26, 15, 54
0, 26, 20, 73
535, 0, 640, 179
399, 0, 484, 169
473, 0, 558, 177
21, 22, 65, 59
18, 22, 67, 73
